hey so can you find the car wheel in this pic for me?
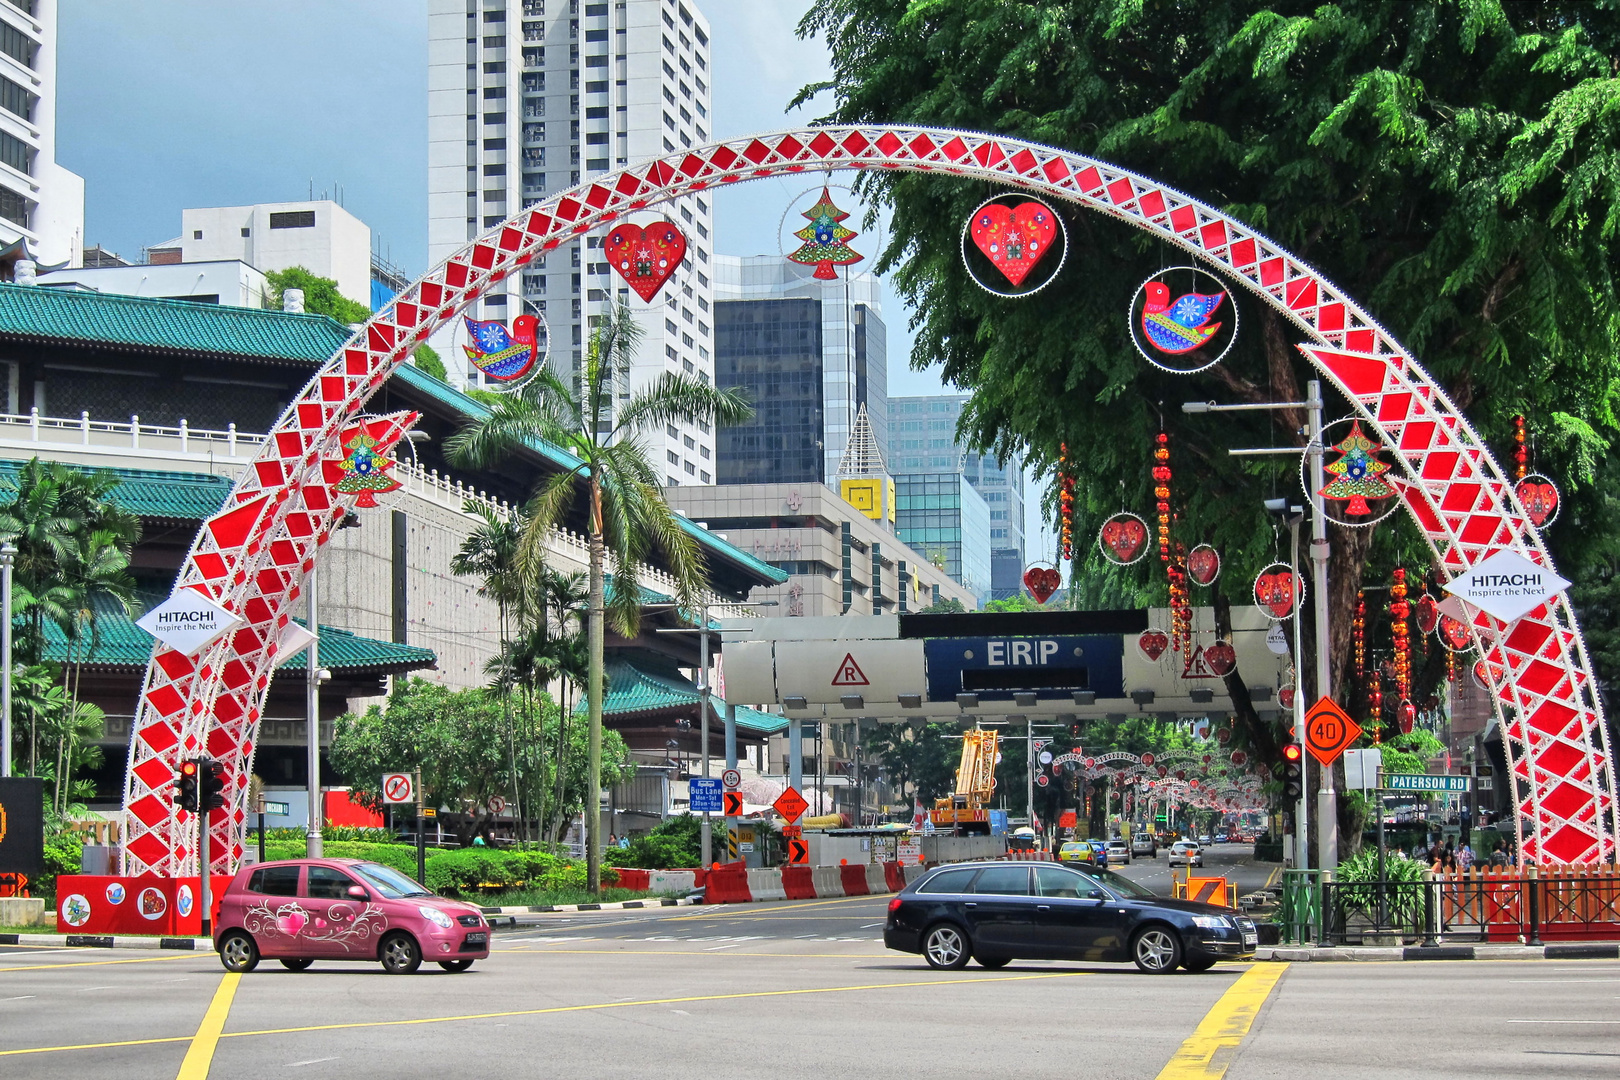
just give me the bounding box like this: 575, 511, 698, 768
922, 923, 970, 970
278, 958, 313, 972
379, 932, 423, 975
1131, 925, 1183, 974
976, 955, 1010, 969
1183, 956, 1218, 973
438, 959, 474, 972
218, 931, 259, 973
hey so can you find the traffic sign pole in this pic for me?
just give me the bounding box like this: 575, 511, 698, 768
1305, 380, 1338, 872
415, 767, 425, 887
724, 702, 738, 867
1289, 515, 1309, 872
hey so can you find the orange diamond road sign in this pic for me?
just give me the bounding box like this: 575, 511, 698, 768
1304, 696, 1363, 766
831, 652, 869, 686
774, 786, 810, 823
722, 792, 744, 817
787, 837, 810, 864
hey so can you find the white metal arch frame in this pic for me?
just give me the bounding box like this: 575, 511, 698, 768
118, 125, 1615, 875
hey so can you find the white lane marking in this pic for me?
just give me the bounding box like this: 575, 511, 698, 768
1509, 979, 1620, 984
1508, 1019, 1620, 1024
286, 1057, 338, 1067
1, 995, 36, 1001
704, 943, 745, 950
75, 986, 115, 992
860, 923, 883, 929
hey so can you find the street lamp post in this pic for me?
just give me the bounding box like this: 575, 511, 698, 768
0, 542, 13, 778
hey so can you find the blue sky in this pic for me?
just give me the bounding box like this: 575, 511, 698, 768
55, 0, 1050, 557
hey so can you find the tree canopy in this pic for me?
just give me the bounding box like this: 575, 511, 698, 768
797, 0, 1620, 725
264, 266, 371, 324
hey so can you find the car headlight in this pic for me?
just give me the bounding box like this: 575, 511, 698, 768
1192, 915, 1231, 930
419, 905, 455, 929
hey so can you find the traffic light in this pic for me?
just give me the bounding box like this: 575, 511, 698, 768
175, 759, 199, 812
200, 758, 227, 811
1280, 744, 1304, 801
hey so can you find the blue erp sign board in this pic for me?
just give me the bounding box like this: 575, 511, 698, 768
923, 634, 1125, 703
688, 777, 723, 813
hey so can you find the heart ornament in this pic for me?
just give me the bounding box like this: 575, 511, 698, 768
1204, 640, 1237, 676
1099, 512, 1149, 565
1438, 614, 1472, 652
1023, 565, 1062, 604
1415, 594, 1439, 635
1279, 684, 1297, 710
1516, 474, 1560, 527
1252, 564, 1302, 620
1137, 628, 1170, 662
604, 220, 687, 302
1187, 544, 1221, 586
969, 200, 1058, 287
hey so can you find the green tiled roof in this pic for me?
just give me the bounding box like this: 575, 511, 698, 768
43, 596, 435, 674
597, 656, 786, 736
0, 282, 351, 362
0, 460, 233, 522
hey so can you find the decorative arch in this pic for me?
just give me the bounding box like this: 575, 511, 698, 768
120, 126, 1615, 874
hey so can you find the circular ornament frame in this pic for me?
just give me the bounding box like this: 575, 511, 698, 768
959, 193, 1069, 298
1128, 265, 1239, 374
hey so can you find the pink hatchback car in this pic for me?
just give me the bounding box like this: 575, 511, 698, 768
213, 858, 490, 975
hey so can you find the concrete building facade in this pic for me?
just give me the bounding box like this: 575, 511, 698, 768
168, 201, 372, 306
428, 0, 717, 485
664, 482, 975, 618
0, 0, 83, 270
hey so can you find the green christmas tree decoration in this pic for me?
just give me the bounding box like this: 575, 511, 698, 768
1319, 420, 1393, 516
335, 429, 402, 509
787, 187, 862, 280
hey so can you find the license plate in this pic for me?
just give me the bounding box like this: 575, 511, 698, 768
1242, 933, 1257, 946
465, 932, 488, 945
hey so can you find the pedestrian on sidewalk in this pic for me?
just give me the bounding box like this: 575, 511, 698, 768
1457, 844, 1475, 872
1489, 840, 1510, 868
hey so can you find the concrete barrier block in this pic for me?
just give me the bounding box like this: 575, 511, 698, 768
0, 898, 46, 927
747, 868, 786, 902
811, 866, 845, 898
648, 870, 697, 895
864, 863, 889, 894
902, 864, 929, 885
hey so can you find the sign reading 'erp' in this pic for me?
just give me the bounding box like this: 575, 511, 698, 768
923, 635, 1124, 702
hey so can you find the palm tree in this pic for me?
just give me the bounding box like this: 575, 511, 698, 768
447, 300, 750, 891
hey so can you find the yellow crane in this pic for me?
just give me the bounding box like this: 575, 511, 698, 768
931, 727, 1000, 834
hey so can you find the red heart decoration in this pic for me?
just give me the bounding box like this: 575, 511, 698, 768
1102, 516, 1148, 562
1204, 641, 1236, 676
1141, 752, 1155, 766
1517, 478, 1558, 527
604, 221, 687, 302
1473, 659, 1491, 688
969, 201, 1058, 287
1279, 685, 1297, 710
1230, 751, 1248, 767
1187, 545, 1220, 586
1254, 570, 1298, 618
1138, 629, 1169, 661
1216, 727, 1231, 744
1415, 594, 1439, 635
1398, 699, 1416, 735
1023, 566, 1061, 604
1439, 615, 1471, 650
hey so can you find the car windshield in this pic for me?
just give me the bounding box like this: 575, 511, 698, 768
352, 862, 432, 899
1091, 868, 1159, 900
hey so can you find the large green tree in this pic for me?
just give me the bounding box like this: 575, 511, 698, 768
797, 0, 1620, 746
446, 301, 751, 891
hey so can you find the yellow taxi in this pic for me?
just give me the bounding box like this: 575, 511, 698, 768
1057, 840, 1101, 864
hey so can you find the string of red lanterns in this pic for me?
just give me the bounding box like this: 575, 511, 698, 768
1391, 567, 1415, 735
1352, 591, 1367, 714
1513, 414, 1528, 481
1059, 442, 1074, 562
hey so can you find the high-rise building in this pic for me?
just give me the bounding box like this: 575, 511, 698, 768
712, 254, 887, 485
886, 394, 1023, 602
0, 0, 84, 273
428, 0, 716, 483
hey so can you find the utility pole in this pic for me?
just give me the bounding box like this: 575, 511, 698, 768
306, 565, 323, 859
1305, 380, 1338, 873
0, 542, 13, 779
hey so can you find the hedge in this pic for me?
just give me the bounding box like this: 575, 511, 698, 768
255, 840, 609, 897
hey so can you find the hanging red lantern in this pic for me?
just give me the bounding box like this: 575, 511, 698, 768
1388, 567, 1412, 744
1058, 443, 1075, 562
1513, 414, 1528, 481
1398, 699, 1416, 735
1352, 591, 1366, 712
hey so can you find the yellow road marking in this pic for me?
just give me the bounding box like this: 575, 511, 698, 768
1263, 866, 1281, 889
1155, 963, 1287, 1079
175, 972, 241, 1080
0, 971, 1085, 1057
0, 953, 202, 973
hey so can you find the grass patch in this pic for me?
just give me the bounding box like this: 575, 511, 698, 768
475, 886, 662, 908
0, 924, 61, 935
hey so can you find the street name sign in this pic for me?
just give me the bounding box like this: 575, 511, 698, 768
1384, 774, 1471, 793
689, 777, 723, 813
1441, 549, 1569, 624
1304, 696, 1362, 766
260, 800, 290, 816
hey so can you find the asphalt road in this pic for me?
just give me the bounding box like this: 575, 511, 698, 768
1111, 841, 1278, 897
2, 898, 1617, 1079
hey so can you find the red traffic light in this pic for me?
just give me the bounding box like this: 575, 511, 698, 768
1281, 744, 1302, 763
180, 760, 199, 777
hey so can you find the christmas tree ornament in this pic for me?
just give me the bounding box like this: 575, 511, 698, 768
455, 299, 550, 392
1129, 266, 1238, 374
962, 195, 1066, 294
1098, 512, 1150, 565
1516, 474, 1560, 528
1252, 563, 1303, 620
604, 219, 687, 302
1136, 628, 1170, 662
1023, 564, 1062, 605
323, 412, 419, 512
1306, 416, 1401, 526
1187, 544, 1221, 586
785, 186, 863, 280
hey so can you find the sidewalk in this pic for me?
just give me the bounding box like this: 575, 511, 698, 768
1257, 942, 1620, 962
